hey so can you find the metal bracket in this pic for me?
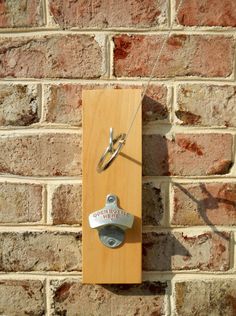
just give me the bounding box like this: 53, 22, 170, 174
89, 194, 134, 248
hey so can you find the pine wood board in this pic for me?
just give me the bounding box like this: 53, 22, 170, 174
82, 88, 142, 284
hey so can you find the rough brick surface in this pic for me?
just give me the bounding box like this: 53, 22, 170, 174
172, 183, 236, 226
143, 133, 233, 176
49, 0, 167, 29
176, 0, 236, 27
176, 84, 236, 127
142, 231, 230, 271
0, 35, 104, 79
140, 84, 169, 122
114, 34, 234, 78
0, 0, 44, 28
175, 279, 236, 316
0, 133, 81, 177
44, 83, 168, 126
143, 182, 165, 226
0, 84, 39, 126
44, 84, 83, 126
0, 231, 81, 272
51, 280, 167, 316
51, 184, 82, 225
0, 279, 44, 316
0, 182, 42, 223
0, 0, 235, 314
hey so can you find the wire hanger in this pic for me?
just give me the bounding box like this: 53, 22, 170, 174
97, 0, 184, 172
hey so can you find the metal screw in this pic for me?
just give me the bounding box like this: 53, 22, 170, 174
108, 239, 115, 246
107, 195, 115, 203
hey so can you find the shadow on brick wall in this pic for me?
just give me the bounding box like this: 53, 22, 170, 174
173, 182, 233, 240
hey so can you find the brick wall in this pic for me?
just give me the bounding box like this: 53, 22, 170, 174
0, 0, 236, 315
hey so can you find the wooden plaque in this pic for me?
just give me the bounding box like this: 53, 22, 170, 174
82, 89, 142, 284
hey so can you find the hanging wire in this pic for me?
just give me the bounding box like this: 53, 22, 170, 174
97, 0, 184, 172
124, 0, 184, 141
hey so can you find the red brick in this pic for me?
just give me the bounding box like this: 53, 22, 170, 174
140, 84, 169, 122
44, 84, 83, 126
49, 0, 167, 29
51, 280, 167, 315
0, 231, 81, 271
0, 182, 42, 223
143, 182, 165, 226
172, 183, 236, 226
175, 280, 236, 316
44, 83, 168, 126
176, 0, 236, 27
114, 34, 234, 78
0, 133, 81, 177
0, 35, 104, 79
0, 84, 39, 126
0, 0, 44, 27
143, 133, 233, 176
176, 84, 236, 127
51, 184, 82, 225
0, 280, 44, 315
143, 231, 230, 271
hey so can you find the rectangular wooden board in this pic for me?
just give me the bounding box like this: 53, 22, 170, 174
82, 88, 142, 284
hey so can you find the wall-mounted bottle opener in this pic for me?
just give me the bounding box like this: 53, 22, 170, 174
89, 194, 134, 248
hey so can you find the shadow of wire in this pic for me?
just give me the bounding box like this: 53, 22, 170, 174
172, 182, 235, 240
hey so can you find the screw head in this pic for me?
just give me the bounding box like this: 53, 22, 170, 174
108, 239, 116, 246
107, 195, 115, 203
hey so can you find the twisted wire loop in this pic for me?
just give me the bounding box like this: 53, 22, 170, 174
97, 130, 126, 173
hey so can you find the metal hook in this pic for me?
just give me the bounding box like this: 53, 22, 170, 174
97, 128, 126, 173
108, 127, 114, 153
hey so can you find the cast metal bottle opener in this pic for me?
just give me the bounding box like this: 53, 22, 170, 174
89, 194, 134, 248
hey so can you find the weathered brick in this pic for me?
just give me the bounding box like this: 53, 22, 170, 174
143, 133, 233, 176
176, 84, 236, 127
143, 231, 230, 271
0, 133, 81, 177
140, 84, 169, 122
0, 231, 81, 271
0, 182, 42, 223
49, 0, 167, 29
0, 279, 44, 316
44, 83, 168, 126
50, 280, 167, 316
114, 34, 234, 78
143, 182, 165, 226
51, 184, 82, 225
44, 84, 83, 126
0, 0, 44, 28
0, 84, 39, 126
175, 279, 236, 316
172, 183, 236, 226
176, 0, 236, 27
0, 35, 104, 79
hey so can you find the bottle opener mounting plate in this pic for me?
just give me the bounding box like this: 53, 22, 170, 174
89, 194, 134, 248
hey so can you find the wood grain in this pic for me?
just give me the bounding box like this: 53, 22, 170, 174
82, 89, 142, 284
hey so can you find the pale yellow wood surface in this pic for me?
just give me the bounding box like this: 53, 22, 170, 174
82, 89, 142, 284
